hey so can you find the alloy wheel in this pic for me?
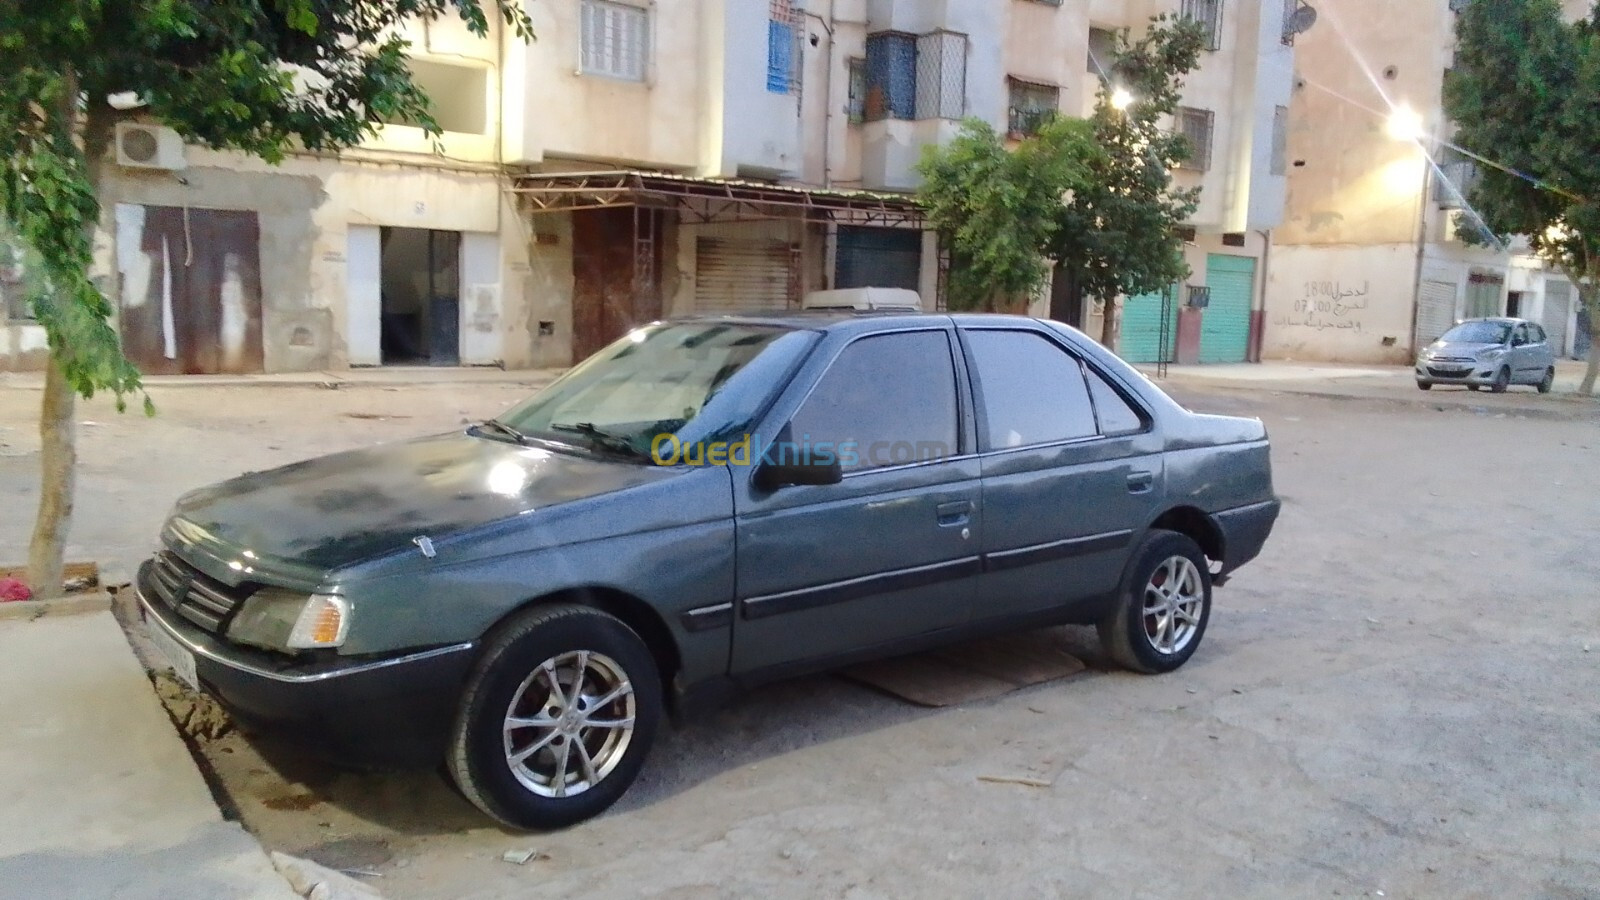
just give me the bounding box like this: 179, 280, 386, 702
1142, 556, 1204, 655
502, 650, 636, 799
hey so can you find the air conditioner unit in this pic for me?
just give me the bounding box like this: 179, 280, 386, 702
115, 123, 186, 171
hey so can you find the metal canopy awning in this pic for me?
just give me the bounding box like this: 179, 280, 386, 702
510, 170, 927, 227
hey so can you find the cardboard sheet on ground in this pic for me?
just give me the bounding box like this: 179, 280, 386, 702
839, 631, 1088, 707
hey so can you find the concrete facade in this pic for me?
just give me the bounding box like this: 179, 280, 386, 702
1, 0, 1299, 373
1266, 0, 1592, 364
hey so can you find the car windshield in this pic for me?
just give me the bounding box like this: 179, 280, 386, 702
1440, 321, 1511, 344
495, 322, 817, 459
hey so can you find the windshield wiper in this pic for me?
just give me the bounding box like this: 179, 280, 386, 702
472, 419, 528, 444
549, 422, 651, 461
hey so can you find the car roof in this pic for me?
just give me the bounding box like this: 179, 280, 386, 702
1458, 316, 1528, 325
666, 310, 954, 332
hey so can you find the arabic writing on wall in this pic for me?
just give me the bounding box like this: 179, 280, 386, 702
1274, 280, 1370, 332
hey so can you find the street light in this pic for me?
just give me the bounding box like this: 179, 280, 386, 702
1386, 105, 1425, 142
1110, 87, 1134, 111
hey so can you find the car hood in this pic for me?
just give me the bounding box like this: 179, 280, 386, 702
1429, 340, 1502, 356
166, 432, 672, 576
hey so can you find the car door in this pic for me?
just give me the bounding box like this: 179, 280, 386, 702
730, 326, 982, 675
1510, 323, 1534, 381
1527, 323, 1554, 378
959, 325, 1165, 624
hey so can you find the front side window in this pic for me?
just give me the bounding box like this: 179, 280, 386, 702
964, 330, 1097, 450
787, 331, 959, 472
580, 0, 650, 82
499, 322, 817, 458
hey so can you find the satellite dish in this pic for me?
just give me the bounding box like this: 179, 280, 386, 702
1288, 3, 1319, 36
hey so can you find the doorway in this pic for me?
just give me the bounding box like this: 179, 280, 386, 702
1505, 291, 1523, 319
379, 227, 460, 365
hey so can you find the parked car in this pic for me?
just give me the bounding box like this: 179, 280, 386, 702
137, 313, 1281, 830
1415, 317, 1557, 392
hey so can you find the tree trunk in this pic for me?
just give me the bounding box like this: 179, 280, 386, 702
25, 78, 112, 595
26, 363, 76, 597
1581, 296, 1599, 396
1098, 295, 1120, 351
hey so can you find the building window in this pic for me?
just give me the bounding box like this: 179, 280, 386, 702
1023, 0, 1064, 6
1087, 27, 1117, 76
1270, 104, 1288, 175
767, 0, 801, 94
1177, 107, 1214, 171
580, 0, 649, 82
1435, 149, 1481, 208
916, 31, 967, 120
846, 57, 867, 123
865, 30, 966, 122
1181, 0, 1223, 51
1007, 78, 1059, 138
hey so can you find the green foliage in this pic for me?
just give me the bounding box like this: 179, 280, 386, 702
1049, 16, 1205, 304
915, 15, 1204, 316
1444, 0, 1600, 303
0, 0, 534, 406
918, 117, 1098, 311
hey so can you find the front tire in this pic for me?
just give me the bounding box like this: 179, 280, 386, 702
1098, 531, 1213, 674
1490, 367, 1510, 393
1416, 380, 1433, 391
448, 604, 662, 830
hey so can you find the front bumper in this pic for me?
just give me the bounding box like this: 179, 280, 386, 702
136, 571, 476, 769
1415, 360, 1501, 384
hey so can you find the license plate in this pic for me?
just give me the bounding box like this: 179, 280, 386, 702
143, 609, 198, 690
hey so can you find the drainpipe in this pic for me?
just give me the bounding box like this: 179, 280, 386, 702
1254, 229, 1272, 363
803, 4, 837, 187
1407, 139, 1434, 357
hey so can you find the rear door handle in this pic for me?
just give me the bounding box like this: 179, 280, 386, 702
1127, 471, 1155, 494
936, 500, 973, 527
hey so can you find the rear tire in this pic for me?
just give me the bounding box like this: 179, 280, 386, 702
1098, 530, 1213, 674
1537, 367, 1554, 394
447, 604, 662, 831
1490, 367, 1510, 393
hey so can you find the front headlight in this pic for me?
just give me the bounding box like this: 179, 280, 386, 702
1478, 347, 1507, 361
228, 589, 350, 651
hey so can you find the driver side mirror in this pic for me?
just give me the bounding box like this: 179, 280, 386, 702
755, 458, 844, 491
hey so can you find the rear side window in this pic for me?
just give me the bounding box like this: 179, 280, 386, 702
1085, 367, 1148, 435
964, 330, 1097, 449
788, 330, 959, 471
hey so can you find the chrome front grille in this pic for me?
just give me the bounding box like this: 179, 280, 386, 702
143, 551, 251, 633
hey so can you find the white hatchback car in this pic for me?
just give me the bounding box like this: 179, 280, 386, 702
1416, 317, 1557, 393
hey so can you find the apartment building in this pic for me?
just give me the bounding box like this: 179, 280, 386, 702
0, 0, 1298, 374
1265, 0, 1592, 365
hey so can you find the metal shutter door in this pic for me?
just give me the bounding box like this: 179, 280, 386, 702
695, 237, 793, 314
1119, 286, 1177, 363
1416, 280, 1457, 347
835, 226, 922, 291
1199, 254, 1255, 363
1543, 279, 1571, 358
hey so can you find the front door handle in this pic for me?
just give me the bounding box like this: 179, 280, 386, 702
936, 500, 973, 527
1127, 471, 1155, 494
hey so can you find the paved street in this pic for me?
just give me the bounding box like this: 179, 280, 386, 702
1, 370, 1598, 898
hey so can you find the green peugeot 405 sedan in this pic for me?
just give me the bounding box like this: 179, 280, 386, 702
138, 312, 1280, 830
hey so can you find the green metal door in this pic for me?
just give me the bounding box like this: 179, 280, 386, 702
1120, 284, 1179, 363
1199, 254, 1255, 364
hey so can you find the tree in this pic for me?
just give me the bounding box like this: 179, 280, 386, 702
1050, 16, 1205, 349
0, 0, 532, 595
915, 15, 1204, 344
917, 117, 1100, 312
1444, 0, 1600, 394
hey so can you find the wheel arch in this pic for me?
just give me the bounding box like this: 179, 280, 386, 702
488, 587, 682, 697
1147, 506, 1225, 566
